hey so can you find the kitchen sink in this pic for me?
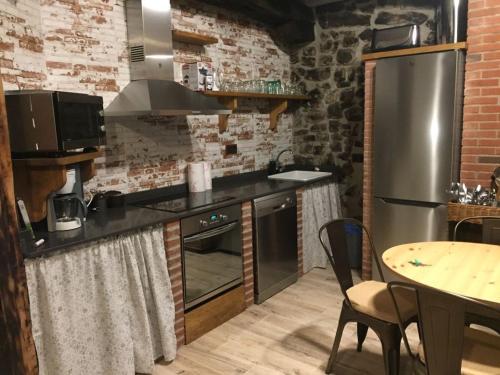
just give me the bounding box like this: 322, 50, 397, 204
268, 170, 332, 182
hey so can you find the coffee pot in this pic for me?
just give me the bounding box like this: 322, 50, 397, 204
47, 166, 88, 232
49, 194, 87, 231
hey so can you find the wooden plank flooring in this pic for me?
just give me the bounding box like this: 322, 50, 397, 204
153, 268, 419, 375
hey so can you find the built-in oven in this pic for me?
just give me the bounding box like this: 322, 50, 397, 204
181, 204, 242, 310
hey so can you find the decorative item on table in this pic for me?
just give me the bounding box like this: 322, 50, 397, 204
187, 162, 212, 192
182, 62, 213, 91
408, 258, 430, 267
370, 24, 420, 53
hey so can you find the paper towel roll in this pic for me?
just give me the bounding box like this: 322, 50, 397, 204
187, 162, 206, 193
203, 161, 212, 190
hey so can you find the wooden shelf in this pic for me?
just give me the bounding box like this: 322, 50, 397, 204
204, 91, 309, 132
204, 91, 309, 100
172, 30, 218, 45
12, 150, 103, 167
362, 42, 467, 61
12, 150, 103, 222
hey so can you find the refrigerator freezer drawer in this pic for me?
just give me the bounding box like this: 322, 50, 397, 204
372, 197, 448, 280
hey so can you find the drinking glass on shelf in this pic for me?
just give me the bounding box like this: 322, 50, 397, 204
257, 80, 265, 93
265, 81, 273, 94
283, 83, 291, 95
215, 69, 225, 92
236, 81, 246, 93
249, 80, 259, 93
277, 80, 284, 95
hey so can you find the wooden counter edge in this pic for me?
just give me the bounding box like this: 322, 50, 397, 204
362, 42, 467, 61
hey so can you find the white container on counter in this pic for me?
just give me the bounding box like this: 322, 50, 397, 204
203, 161, 212, 190
187, 162, 206, 193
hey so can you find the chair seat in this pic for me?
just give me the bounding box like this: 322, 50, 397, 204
346, 280, 416, 324
417, 327, 500, 374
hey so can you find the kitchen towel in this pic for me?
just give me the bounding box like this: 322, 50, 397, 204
187, 161, 212, 192
187, 162, 206, 192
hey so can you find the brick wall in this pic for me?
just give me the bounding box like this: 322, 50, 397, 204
296, 188, 304, 277
0, 0, 294, 195
163, 221, 185, 347
461, 0, 500, 186
241, 201, 254, 307
361, 61, 375, 280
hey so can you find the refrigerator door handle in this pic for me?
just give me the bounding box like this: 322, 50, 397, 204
378, 197, 443, 208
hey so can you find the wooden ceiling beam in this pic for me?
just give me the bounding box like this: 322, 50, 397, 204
199, 0, 315, 45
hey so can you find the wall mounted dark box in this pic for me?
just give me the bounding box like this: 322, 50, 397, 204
5, 90, 105, 154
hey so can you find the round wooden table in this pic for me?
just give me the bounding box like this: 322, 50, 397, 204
382, 241, 500, 307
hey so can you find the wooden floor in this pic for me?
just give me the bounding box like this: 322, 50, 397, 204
153, 268, 419, 375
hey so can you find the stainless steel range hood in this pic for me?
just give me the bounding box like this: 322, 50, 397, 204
104, 0, 230, 117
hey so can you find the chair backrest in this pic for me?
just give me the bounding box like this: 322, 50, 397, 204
453, 215, 500, 244
318, 218, 384, 302
387, 281, 500, 375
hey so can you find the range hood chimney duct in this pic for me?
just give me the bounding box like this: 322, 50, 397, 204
104, 0, 231, 117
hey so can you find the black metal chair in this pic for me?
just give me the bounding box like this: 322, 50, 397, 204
318, 218, 417, 375
387, 282, 500, 375
453, 215, 500, 334
453, 215, 500, 244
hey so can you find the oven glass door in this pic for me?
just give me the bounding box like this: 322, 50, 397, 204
183, 221, 242, 309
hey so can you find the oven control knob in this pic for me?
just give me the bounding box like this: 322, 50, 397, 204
219, 214, 228, 221
200, 220, 208, 227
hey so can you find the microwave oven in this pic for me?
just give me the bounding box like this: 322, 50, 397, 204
5, 90, 105, 154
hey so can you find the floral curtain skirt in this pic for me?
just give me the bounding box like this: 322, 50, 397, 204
25, 226, 177, 375
302, 182, 342, 273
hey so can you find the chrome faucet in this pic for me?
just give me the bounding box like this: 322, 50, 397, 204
269, 148, 292, 174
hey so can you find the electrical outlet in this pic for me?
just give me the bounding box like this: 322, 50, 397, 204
225, 144, 237, 155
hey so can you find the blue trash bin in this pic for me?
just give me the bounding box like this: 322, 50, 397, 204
344, 223, 362, 269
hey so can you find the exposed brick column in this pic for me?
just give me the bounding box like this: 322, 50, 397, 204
296, 188, 304, 277
362, 60, 376, 281
163, 221, 185, 347
241, 201, 254, 307
461, 0, 500, 186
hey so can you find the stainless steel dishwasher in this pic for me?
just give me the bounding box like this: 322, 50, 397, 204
253, 190, 298, 304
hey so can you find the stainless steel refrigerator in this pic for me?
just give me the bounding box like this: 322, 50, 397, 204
372, 51, 464, 279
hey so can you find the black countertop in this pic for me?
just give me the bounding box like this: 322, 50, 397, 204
22, 169, 336, 259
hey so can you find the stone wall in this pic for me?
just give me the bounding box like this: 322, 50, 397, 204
0, 0, 294, 195
291, 0, 436, 217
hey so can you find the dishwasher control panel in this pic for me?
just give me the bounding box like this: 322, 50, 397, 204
253, 190, 297, 218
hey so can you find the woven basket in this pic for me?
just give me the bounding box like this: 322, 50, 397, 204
447, 202, 500, 223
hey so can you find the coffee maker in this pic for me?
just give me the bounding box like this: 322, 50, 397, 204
47, 166, 87, 232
